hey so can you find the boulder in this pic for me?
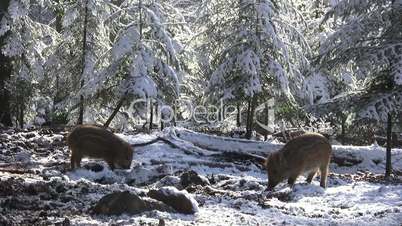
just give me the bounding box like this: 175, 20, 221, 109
154, 175, 182, 189
180, 170, 209, 188
93, 191, 174, 215
148, 187, 199, 214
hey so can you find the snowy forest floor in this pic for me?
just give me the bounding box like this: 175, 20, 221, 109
1, 127, 402, 225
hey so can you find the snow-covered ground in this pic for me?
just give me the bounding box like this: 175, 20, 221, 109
0, 127, 402, 225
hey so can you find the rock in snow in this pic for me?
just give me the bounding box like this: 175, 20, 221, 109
148, 187, 199, 214
180, 170, 210, 188
93, 191, 174, 215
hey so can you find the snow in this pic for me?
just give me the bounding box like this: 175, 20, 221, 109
2, 33, 25, 57
303, 72, 331, 104
125, 50, 158, 98
146, 7, 180, 59
238, 50, 262, 96
394, 57, 402, 86
0, 17, 11, 36
8, 0, 29, 21
267, 57, 293, 100
357, 93, 402, 122
1, 128, 402, 225
62, 7, 79, 28
111, 25, 140, 62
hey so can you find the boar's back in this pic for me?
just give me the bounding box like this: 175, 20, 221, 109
67, 125, 129, 157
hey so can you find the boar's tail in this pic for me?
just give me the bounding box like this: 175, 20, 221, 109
130, 137, 164, 147
210, 151, 266, 168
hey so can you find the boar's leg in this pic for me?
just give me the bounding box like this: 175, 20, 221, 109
70, 151, 82, 170
70, 156, 75, 170
107, 160, 115, 170
319, 165, 329, 188
306, 170, 317, 183
287, 175, 298, 188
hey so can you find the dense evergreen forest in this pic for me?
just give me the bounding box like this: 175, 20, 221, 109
0, 0, 401, 136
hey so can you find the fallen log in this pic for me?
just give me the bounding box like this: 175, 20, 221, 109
210, 151, 266, 168
331, 155, 363, 167
130, 128, 402, 172
0, 168, 39, 175
130, 137, 165, 147
150, 159, 252, 172
131, 134, 215, 156
131, 133, 268, 167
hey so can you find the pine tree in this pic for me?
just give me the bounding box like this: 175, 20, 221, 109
0, 0, 60, 127
45, 0, 114, 125
316, 0, 402, 121
196, 0, 308, 137
316, 0, 402, 177
82, 0, 187, 128
0, 0, 12, 126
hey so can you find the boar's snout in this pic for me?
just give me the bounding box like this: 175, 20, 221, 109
122, 164, 131, 169
266, 154, 283, 190
116, 147, 133, 169
115, 160, 131, 169
267, 178, 280, 190
122, 160, 132, 169
116, 156, 132, 169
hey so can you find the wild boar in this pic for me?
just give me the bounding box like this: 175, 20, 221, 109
265, 132, 331, 190
67, 125, 133, 170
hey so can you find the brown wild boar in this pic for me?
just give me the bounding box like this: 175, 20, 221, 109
67, 125, 133, 170
265, 132, 331, 190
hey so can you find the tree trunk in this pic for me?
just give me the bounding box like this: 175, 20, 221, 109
218, 100, 223, 122
51, 74, 60, 126
51, 2, 64, 126
245, 99, 252, 138
149, 100, 154, 131
172, 104, 177, 127
160, 104, 165, 130
0, 0, 12, 127
55, 5, 63, 33
139, 0, 143, 39
245, 0, 261, 139
245, 96, 257, 139
264, 102, 269, 141
18, 102, 24, 129
77, 83, 84, 124
236, 103, 241, 127
385, 113, 393, 179
155, 103, 159, 131
103, 95, 126, 128
0, 54, 12, 126
250, 95, 258, 137
341, 114, 346, 144
77, 0, 90, 125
